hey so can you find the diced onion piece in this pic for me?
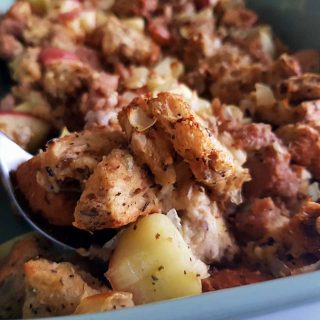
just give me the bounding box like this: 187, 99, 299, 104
308, 182, 320, 202
122, 18, 145, 32
107, 213, 203, 304
128, 107, 156, 132
74, 292, 134, 314
65, 10, 97, 35
161, 83, 212, 119
147, 58, 184, 93
166, 209, 182, 232
259, 27, 275, 59
153, 57, 184, 80
219, 131, 247, 166
255, 83, 276, 107
59, 127, 71, 137
125, 67, 149, 90
79, 10, 97, 33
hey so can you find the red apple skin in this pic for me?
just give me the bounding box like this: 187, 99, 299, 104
0, 111, 51, 151
59, 8, 81, 22
39, 48, 80, 65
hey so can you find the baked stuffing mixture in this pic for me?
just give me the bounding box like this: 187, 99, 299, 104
0, 0, 320, 318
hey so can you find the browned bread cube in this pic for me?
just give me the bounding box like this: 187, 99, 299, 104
118, 96, 176, 187
15, 155, 77, 226
74, 148, 160, 231
0, 235, 54, 319
36, 126, 125, 193
23, 259, 103, 318
148, 93, 250, 202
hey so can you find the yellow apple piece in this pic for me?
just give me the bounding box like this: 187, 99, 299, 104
107, 213, 203, 304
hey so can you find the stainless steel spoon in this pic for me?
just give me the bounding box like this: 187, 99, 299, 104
0, 131, 116, 250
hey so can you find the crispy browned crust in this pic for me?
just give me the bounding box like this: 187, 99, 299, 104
15, 156, 77, 226
36, 126, 126, 192
278, 73, 320, 103
2, 0, 320, 308
119, 97, 176, 186
148, 93, 250, 201
74, 149, 160, 231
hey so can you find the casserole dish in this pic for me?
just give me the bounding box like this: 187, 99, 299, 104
1, 0, 320, 319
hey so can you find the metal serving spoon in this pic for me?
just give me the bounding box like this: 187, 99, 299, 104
0, 131, 116, 250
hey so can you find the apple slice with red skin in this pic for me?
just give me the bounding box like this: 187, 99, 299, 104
39, 48, 80, 65
59, 9, 81, 22
0, 112, 51, 151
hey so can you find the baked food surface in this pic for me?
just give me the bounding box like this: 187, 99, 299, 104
1, 0, 320, 318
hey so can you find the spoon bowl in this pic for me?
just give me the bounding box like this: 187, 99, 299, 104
0, 132, 116, 250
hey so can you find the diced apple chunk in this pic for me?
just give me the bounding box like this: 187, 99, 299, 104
107, 213, 204, 305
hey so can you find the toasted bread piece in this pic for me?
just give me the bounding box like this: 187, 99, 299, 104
0, 235, 55, 319
42, 59, 92, 99
148, 93, 250, 202
15, 156, 77, 225
277, 122, 320, 179
36, 126, 126, 192
74, 149, 160, 231
249, 84, 320, 126
281, 201, 320, 259
23, 259, 105, 318
278, 73, 320, 103
119, 97, 176, 186
101, 15, 159, 65
74, 292, 134, 314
